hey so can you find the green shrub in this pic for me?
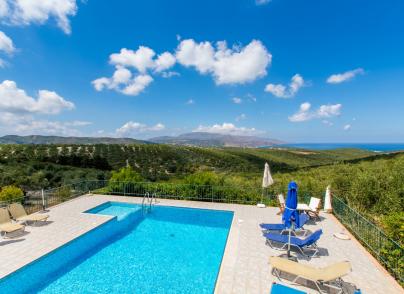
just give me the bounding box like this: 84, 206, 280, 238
0, 185, 24, 202
382, 212, 404, 245
110, 166, 144, 183
57, 186, 71, 201
107, 166, 145, 195
183, 171, 224, 186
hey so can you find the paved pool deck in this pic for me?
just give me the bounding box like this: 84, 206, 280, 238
0, 195, 402, 294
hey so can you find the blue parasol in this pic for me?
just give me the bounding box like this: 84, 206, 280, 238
282, 181, 300, 257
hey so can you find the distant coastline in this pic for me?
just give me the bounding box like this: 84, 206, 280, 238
277, 143, 404, 152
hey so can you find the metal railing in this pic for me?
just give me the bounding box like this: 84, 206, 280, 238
42, 181, 106, 208
0, 181, 107, 213
93, 180, 271, 205
332, 195, 403, 284
0, 180, 402, 285
0, 194, 43, 215
0, 180, 273, 212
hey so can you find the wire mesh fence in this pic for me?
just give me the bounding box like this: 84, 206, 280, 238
92, 180, 274, 205
0, 181, 107, 214
0, 194, 43, 215
0, 180, 402, 284
332, 195, 403, 284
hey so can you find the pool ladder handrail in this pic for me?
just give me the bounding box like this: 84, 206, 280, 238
142, 192, 156, 214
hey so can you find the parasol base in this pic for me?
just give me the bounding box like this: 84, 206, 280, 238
278, 253, 298, 262
256, 203, 266, 208
334, 232, 350, 240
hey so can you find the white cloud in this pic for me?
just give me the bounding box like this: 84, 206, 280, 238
343, 124, 351, 131
0, 110, 90, 136
95, 38, 270, 96
194, 122, 263, 136
64, 120, 91, 127
288, 102, 313, 122
247, 93, 256, 102
289, 102, 342, 122
176, 39, 271, 85
265, 74, 305, 98
0, 80, 85, 136
327, 68, 364, 84
13, 119, 89, 136
0, 80, 74, 114
121, 74, 153, 96
109, 47, 176, 74
111, 66, 132, 86
265, 84, 286, 97
232, 97, 242, 104
94, 46, 176, 96
149, 123, 165, 131
92, 77, 109, 92
0, 30, 15, 54
154, 52, 176, 72
235, 113, 247, 121
92, 71, 153, 97
255, 0, 271, 5
186, 99, 195, 105
96, 66, 133, 91
109, 47, 156, 73
213, 40, 271, 84
0, 0, 78, 34
317, 104, 342, 118
176, 39, 215, 74
160, 71, 179, 78
116, 121, 165, 137
0, 0, 8, 17
0, 30, 15, 66
322, 120, 334, 126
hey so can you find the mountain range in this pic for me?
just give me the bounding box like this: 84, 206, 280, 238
0, 133, 284, 147
149, 132, 285, 147
0, 135, 148, 145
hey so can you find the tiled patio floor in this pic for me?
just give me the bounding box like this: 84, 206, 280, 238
0, 195, 402, 294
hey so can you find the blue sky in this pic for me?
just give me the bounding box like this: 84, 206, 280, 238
0, 0, 403, 142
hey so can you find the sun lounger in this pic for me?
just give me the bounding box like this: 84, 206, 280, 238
260, 213, 310, 236
264, 229, 323, 257
270, 282, 307, 293
297, 197, 321, 220
8, 203, 49, 225
0, 207, 25, 238
269, 256, 351, 293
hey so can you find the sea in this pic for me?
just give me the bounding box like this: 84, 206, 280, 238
276, 143, 404, 152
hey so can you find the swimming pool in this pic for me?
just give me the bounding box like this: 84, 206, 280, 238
0, 202, 234, 293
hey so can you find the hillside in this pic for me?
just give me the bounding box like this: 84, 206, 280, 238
0, 135, 150, 145
149, 132, 285, 147
0, 143, 401, 244
0, 143, 376, 189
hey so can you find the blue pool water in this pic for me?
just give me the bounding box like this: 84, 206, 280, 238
0, 202, 233, 294
85, 201, 142, 220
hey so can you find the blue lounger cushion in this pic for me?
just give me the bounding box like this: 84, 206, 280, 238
260, 213, 309, 231
270, 283, 307, 294
264, 229, 323, 257
264, 229, 323, 248
261, 223, 285, 231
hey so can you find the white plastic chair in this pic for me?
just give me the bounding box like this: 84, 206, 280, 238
277, 193, 285, 215
297, 197, 321, 220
